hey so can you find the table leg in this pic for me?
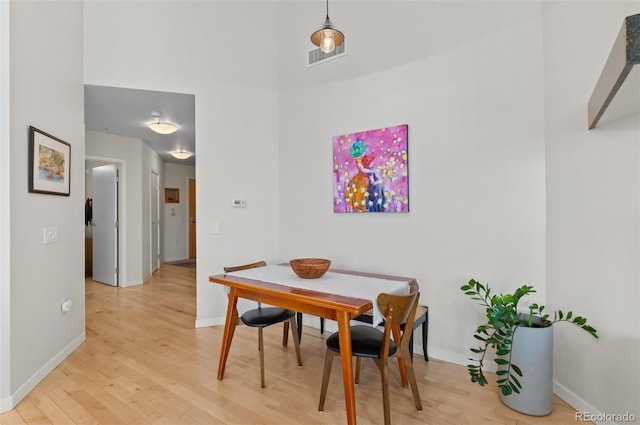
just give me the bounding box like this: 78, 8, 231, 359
336, 311, 357, 425
217, 288, 239, 380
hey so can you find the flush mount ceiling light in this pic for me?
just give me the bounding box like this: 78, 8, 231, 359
310, 0, 345, 54
148, 112, 178, 135
171, 150, 192, 160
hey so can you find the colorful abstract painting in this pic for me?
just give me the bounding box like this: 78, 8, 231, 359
333, 124, 409, 213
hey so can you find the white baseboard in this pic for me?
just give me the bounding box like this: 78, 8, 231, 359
0, 395, 11, 413
195, 316, 225, 328
424, 349, 616, 424
0, 331, 85, 413
0, 390, 11, 413
164, 256, 189, 263
423, 348, 475, 368
428, 349, 606, 422
122, 279, 143, 287
418, 348, 612, 423
553, 381, 632, 425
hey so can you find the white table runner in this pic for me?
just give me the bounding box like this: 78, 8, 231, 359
227, 264, 410, 326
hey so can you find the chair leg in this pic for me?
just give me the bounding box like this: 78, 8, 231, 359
289, 317, 303, 366
296, 312, 303, 342
380, 359, 391, 425
422, 311, 429, 361
318, 349, 334, 411
408, 330, 414, 362
320, 317, 325, 334
355, 357, 362, 384
258, 327, 266, 388
392, 326, 408, 388
412, 307, 429, 362
282, 322, 289, 347
401, 346, 423, 411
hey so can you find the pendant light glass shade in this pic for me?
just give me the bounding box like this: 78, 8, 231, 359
170, 150, 192, 160
148, 112, 178, 134
310, 1, 344, 54
320, 31, 335, 53
148, 121, 178, 135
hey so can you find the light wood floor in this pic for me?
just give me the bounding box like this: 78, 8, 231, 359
1, 264, 589, 425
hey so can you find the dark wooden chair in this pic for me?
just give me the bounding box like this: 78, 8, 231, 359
318, 282, 423, 425
224, 261, 302, 388
351, 305, 429, 361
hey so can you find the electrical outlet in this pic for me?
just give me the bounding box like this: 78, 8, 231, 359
61, 299, 72, 313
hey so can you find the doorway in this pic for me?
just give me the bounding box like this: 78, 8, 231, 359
84, 85, 195, 280
85, 158, 122, 286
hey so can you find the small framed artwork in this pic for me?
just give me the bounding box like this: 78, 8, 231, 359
165, 188, 179, 203
28, 126, 71, 196
333, 124, 409, 213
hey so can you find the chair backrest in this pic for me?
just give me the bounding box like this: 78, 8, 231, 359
223, 261, 268, 312
377, 282, 419, 326
223, 260, 267, 273
376, 281, 420, 359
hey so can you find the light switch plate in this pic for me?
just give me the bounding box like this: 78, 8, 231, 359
44, 227, 59, 244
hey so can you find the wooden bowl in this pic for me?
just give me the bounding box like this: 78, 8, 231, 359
289, 258, 331, 279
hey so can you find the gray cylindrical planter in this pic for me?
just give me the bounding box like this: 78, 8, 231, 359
498, 323, 554, 416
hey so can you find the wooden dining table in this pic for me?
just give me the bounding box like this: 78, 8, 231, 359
209, 264, 417, 425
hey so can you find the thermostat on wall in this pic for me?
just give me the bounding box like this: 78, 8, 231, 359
232, 199, 246, 208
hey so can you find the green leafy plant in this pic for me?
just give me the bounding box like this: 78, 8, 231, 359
460, 279, 599, 396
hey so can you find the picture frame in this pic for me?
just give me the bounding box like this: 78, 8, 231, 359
164, 188, 179, 203
28, 126, 71, 196
333, 124, 409, 213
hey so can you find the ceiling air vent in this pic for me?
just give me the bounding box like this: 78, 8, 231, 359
307, 43, 347, 67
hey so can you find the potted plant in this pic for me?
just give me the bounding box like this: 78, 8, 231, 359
460, 279, 598, 415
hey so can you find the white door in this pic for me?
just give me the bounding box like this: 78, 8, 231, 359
151, 171, 160, 273
92, 164, 118, 286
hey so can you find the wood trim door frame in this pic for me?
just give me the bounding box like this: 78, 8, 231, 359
188, 178, 196, 259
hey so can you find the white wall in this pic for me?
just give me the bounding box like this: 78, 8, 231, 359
164, 162, 195, 262
2, 0, 85, 411
278, 0, 546, 365
0, 0, 11, 410
543, 1, 640, 418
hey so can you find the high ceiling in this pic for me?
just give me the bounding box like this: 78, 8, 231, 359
84, 85, 196, 166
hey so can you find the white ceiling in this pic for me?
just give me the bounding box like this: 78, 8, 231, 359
84, 85, 196, 166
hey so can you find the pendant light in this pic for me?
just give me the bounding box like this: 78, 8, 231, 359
170, 150, 192, 160
148, 112, 178, 135
310, 0, 344, 54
